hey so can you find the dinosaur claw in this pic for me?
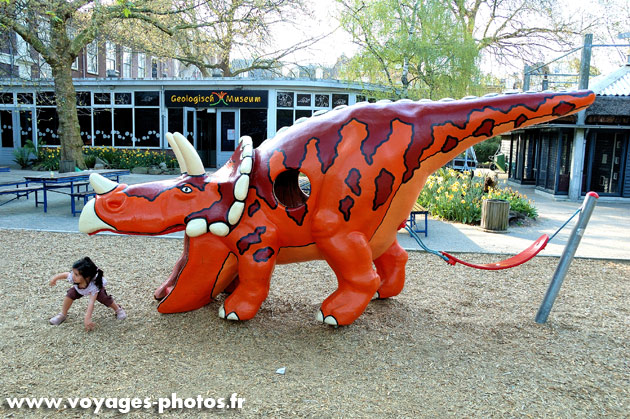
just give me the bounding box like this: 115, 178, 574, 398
226, 312, 240, 321
316, 310, 339, 327
372, 292, 380, 300
218, 304, 226, 319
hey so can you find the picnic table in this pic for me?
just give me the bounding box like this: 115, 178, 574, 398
23, 169, 129, 214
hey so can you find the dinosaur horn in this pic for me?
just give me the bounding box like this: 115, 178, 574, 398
166, 132, 187, 174
173, 132, 205, 176
89, 173, 118, 194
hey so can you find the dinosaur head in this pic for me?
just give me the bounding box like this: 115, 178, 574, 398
78, 132, 253, 237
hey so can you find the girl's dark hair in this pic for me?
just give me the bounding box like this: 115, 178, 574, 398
72, 257, 104, 289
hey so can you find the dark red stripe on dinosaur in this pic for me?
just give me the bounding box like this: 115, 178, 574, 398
441, 135, 459, 153
124, 176, 206, 201
285, 205, 308, 226
472, 119, 496, 137
250, 154, 277, 209
339, 196, 354, 221
253, 247, 275, 263
247, 200, 261, 217
552, 101, 576, 116
237, 226, 266, 255
515, 114, 528, 128
281, 140, 310, 169
185, 182, 232, 224
373, 168, 395, 211
345, 169, 361, 196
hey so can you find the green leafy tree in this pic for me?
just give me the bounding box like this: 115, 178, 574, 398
0, 0, 177, 170
337, 0, 479, 99
337, 0, 587, 99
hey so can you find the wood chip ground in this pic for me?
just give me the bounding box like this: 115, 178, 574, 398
0, 229, 628, 417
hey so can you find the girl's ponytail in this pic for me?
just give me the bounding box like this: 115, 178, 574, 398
93, 268, 104, 289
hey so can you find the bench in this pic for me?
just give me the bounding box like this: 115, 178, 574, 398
408, 202, 428, 237
70, 190, 96, 216
0, 183, 43, 207
0, 166, 10, 172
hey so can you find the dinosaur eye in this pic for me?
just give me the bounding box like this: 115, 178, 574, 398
180, 186, 193, 194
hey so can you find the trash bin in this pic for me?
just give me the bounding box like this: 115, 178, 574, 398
481, 199, 509, 232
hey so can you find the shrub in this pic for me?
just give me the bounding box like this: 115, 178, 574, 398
83, 147, 177, 170
417, 168, 537, 224
474, 136, 501, 164
37, 147, 60, 170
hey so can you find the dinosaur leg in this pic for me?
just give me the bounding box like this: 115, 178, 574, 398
314, 224, 381, 326
156, 235, 235, 314
220, 248, 277, 321
373, 240, 408, 299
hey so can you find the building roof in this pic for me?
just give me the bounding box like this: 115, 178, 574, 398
589, 62, 630, 96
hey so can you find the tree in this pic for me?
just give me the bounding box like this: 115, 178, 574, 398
337, 0, 480, 100
0, 0, 178, 170
111, 0, 328, 78
336, 0, 589, 99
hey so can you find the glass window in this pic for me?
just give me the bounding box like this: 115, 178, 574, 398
220, 112, 235, 152
0, 110, 13, 147
0, 93, 13, 104
151, 58, 158, 79
137, 53, 146, 78
315, 94, 329, 107
134, 108, 160, 147
94, 92, 111, 105
295, 110, 312, 120
356, 95, 366, 102
113, 108, 133, 146
19, 110, 33, 147
167, 108, 183, 137
296, 94, 311, 107
134, 91, 159, 106
36, 91, 56, 106
17, 92, 34, 104
240, 109, 267, 148
36, 108, 60, 146
276, 110, 293, 130
77, 108, 92, 146
277, 92, 294, 107
106, 41, 117, 71
71, 56, 79, 71
332, 94, 349, 107
122, 48, 132, 77
93, 108, 113, 146
87, 41, 98, 74
76, 92, 91, 107
115, 93, 132, 105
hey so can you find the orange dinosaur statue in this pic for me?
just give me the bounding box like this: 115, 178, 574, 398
79, 91, 595, 326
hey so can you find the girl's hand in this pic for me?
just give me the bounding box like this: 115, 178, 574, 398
84, 320, 95, 331
49, 278, 57, 286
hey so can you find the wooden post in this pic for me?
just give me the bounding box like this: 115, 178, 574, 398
481, 199, 509, 232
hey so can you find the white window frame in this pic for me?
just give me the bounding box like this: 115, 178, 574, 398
122, 47, 132, 78
87, 40, 98, 74
106, 41, 117, 72
137, 53, 146, 78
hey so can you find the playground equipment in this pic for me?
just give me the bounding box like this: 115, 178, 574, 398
79, 91, 595, 326
405, 191, 600, 322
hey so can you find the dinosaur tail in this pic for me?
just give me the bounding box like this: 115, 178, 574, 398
402, 90, 595, 179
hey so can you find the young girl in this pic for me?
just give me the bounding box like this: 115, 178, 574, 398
49, 257, 126, 331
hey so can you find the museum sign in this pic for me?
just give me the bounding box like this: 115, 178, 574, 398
165, 90, 268, 108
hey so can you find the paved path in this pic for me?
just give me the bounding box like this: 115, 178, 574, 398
1, 169, 629, 260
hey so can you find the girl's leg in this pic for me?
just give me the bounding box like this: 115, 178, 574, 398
61, 296, 74, 315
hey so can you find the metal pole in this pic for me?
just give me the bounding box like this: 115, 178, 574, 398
535, 192, 599, 324
578, 34, 593, 90
523, 65, 531, 91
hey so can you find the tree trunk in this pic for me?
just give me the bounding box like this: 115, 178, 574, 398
52, 64, 86, 171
